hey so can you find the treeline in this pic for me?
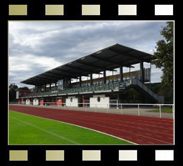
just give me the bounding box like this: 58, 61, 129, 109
9, 83, 29, 102
145, 82, 173, 104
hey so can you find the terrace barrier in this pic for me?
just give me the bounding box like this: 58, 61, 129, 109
21, 81, 126, 97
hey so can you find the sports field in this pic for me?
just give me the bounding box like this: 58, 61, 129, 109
9, 105, 174, 145
9, 110, 132, 145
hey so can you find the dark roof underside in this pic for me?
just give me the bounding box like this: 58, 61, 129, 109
21, 43, 153, 86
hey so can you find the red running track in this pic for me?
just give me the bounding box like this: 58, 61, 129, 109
9, 105, 174, 145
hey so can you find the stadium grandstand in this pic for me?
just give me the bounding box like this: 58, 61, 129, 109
16, 43, 164, 107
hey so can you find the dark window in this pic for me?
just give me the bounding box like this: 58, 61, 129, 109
97, 97, 100, 102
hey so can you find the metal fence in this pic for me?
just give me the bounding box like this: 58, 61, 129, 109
9, 102, 174, 119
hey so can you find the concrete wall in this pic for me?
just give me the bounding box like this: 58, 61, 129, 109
21, 99, 24, 104
26, 99, 30, 105
56, 98, 63, 106
40, 99, 44, 106
66, 97, 78, 107
33, 98, 39, 105
16, 91, 19, 99
90, 95, 110, 108
18, 99, 21, 104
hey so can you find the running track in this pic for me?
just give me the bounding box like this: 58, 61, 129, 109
9, 105, 174, 145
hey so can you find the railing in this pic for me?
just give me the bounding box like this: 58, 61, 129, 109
59, 81, 126, 94
13, 102, 174, 119
20, 78, 163, 103
130, 78, 160, 102
22, 81, 126, 97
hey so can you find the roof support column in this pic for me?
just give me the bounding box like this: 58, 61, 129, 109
103, 70, 106, 84
120, 66, 123, 82
79, 76, 82, 87
69, 78, 71, 88
90, 73, 93, 86
50, 83, 51, 90
140, 61, 144, 83
44, 85, 46, 91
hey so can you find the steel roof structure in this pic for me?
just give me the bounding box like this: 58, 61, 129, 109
21, 43, 153, 86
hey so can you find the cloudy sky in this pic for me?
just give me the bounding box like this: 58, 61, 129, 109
9, 21, 167, 88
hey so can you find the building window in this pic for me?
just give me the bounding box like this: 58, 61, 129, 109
97, 97, 100, 102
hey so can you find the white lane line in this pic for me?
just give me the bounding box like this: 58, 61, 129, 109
9, 116, 80, 145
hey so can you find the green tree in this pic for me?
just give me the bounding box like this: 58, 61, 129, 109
9, 83, 18, 101
18, 87, 29, 90
152, 22, 173, 88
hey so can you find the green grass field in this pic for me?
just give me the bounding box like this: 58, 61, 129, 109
147, 107, 173, 113
9, 110, 133, 145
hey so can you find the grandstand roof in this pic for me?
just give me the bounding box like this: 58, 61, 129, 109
21, 43, 153, 86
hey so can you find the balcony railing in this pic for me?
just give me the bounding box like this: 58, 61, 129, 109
59, 81, 126, 94
22, 81, 126, 98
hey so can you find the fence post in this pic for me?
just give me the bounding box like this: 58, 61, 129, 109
107, 104, 108, 113
138, 104, 140, 116
159, 104, 162, 118
121, 104, 123, 114
172, 104, 174, 119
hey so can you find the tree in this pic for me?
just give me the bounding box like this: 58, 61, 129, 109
152, 22, 173, 88
18, 87, 29, 90
9, 83, 18, 101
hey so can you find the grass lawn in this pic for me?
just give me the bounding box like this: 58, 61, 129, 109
9, 110, 133, 145
147, 107, 173, 113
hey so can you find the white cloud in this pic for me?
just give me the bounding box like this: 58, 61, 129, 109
9, 54, 63, 87
8, 21, 168, 87
9, 54, 62, 72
